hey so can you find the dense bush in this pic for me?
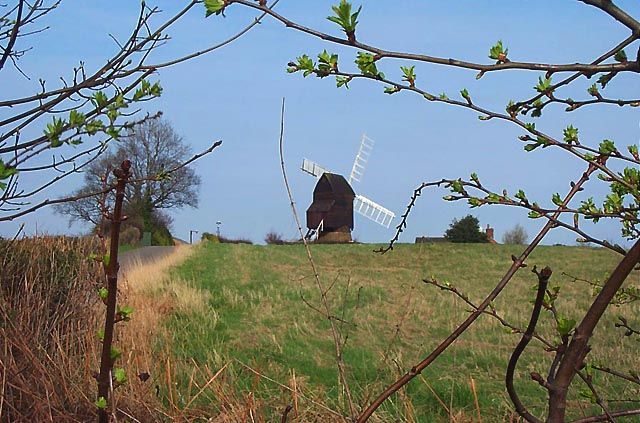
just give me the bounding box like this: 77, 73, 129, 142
152, 225, 174, 246
444, 215, 489, 243
201, 232, 220, 242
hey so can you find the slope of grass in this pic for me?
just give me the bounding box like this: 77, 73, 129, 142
159, 242, 637, 422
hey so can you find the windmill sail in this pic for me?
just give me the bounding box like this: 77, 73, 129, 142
348, 134, 375, 184
354, 194, 395, 228
301, 158, 329, 178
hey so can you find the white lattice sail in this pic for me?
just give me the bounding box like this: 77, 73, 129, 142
301, 158, 329, 178
348, 134, 375, 184
354, 194, 395, 228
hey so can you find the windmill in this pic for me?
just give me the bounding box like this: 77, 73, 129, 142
301, 134, 395, 242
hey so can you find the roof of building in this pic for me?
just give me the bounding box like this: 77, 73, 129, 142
307, 198, 335, 213
315, 173, 355, 197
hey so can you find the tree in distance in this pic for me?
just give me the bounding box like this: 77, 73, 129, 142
444, 215, 489, 243
502, 223, 528, 245
56, 117, 200, 245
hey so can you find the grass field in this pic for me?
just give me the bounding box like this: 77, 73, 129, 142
149, 242, 637, 422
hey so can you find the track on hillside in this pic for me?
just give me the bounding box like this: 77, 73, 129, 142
119, 246, 176, 274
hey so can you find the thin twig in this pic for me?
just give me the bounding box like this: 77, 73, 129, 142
277, 97, 356, 419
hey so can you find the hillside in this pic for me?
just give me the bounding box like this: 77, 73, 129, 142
159, 242, 635, 422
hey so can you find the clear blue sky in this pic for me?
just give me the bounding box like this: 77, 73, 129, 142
2, 1, 639, 246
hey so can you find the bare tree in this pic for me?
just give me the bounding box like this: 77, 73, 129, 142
0, 0, 277, 223
55, 117, 200, 236
207, 1, 640, 421
503, 224, 529, 245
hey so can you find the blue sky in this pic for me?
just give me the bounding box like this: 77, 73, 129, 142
2, 1, 639, 246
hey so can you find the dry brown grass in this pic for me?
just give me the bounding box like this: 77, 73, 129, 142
1, 236, 101, 422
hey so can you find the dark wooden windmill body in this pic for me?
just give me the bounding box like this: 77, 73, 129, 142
301, 134, 396, 243
306, 173, 355, 242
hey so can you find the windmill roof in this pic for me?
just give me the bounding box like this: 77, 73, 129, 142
307, 198, 335, 212
317, 173, 355, 197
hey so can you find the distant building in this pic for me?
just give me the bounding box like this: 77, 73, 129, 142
483, 224, 497, 244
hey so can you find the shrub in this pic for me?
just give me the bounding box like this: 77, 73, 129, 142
152, 226, 174, 246
119, 225, 141, 246
265, 230, 285, 245
219, 235, 253, 244
444, 215, 488, 243
201, 232, 220, 242
502, 224, 528, 245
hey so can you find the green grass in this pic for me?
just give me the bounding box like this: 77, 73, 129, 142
158, 242, 638, 422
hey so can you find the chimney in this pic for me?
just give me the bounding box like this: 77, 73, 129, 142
486, 224, 495, 243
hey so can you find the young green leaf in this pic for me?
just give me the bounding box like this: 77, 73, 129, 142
355, 52, 383, 78
557, 317, 576, 336
110, 346, 121, 360
44, 116, 66, 148
603, 192, 622, 213
0, 160, 18, 187
400, 65, 416, 87
68, 110, 86, 127
327, 0, 362, 41
460, 88, 471, 103
488, 40, 508, 61
335, 76, 351, 89
614, 49, 628, 63
451, 179, 465, 194
628, 144, 639, 160
468, 197, 483, 208
528, 210, 542, 219
598, 139, 617, 155
95, 396, 108, 410
552, 193, 563, 207
515, 190, 527, 202
114, 368, 127, 384
597, 73, 614, 89
204, 0, 226, 17
384, 86, 400, 95
535, 76, 553, 94
317, 50, 338, 76
92, 91, 108, 109
291, 54, 315, 77
117, 305, 134, 321
98, 287, 108, 300
524, 143, 540, 152
85, 119, 104, 136
563, 125, 579, 144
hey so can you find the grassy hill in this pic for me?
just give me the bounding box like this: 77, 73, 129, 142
157, 242, 636, 422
